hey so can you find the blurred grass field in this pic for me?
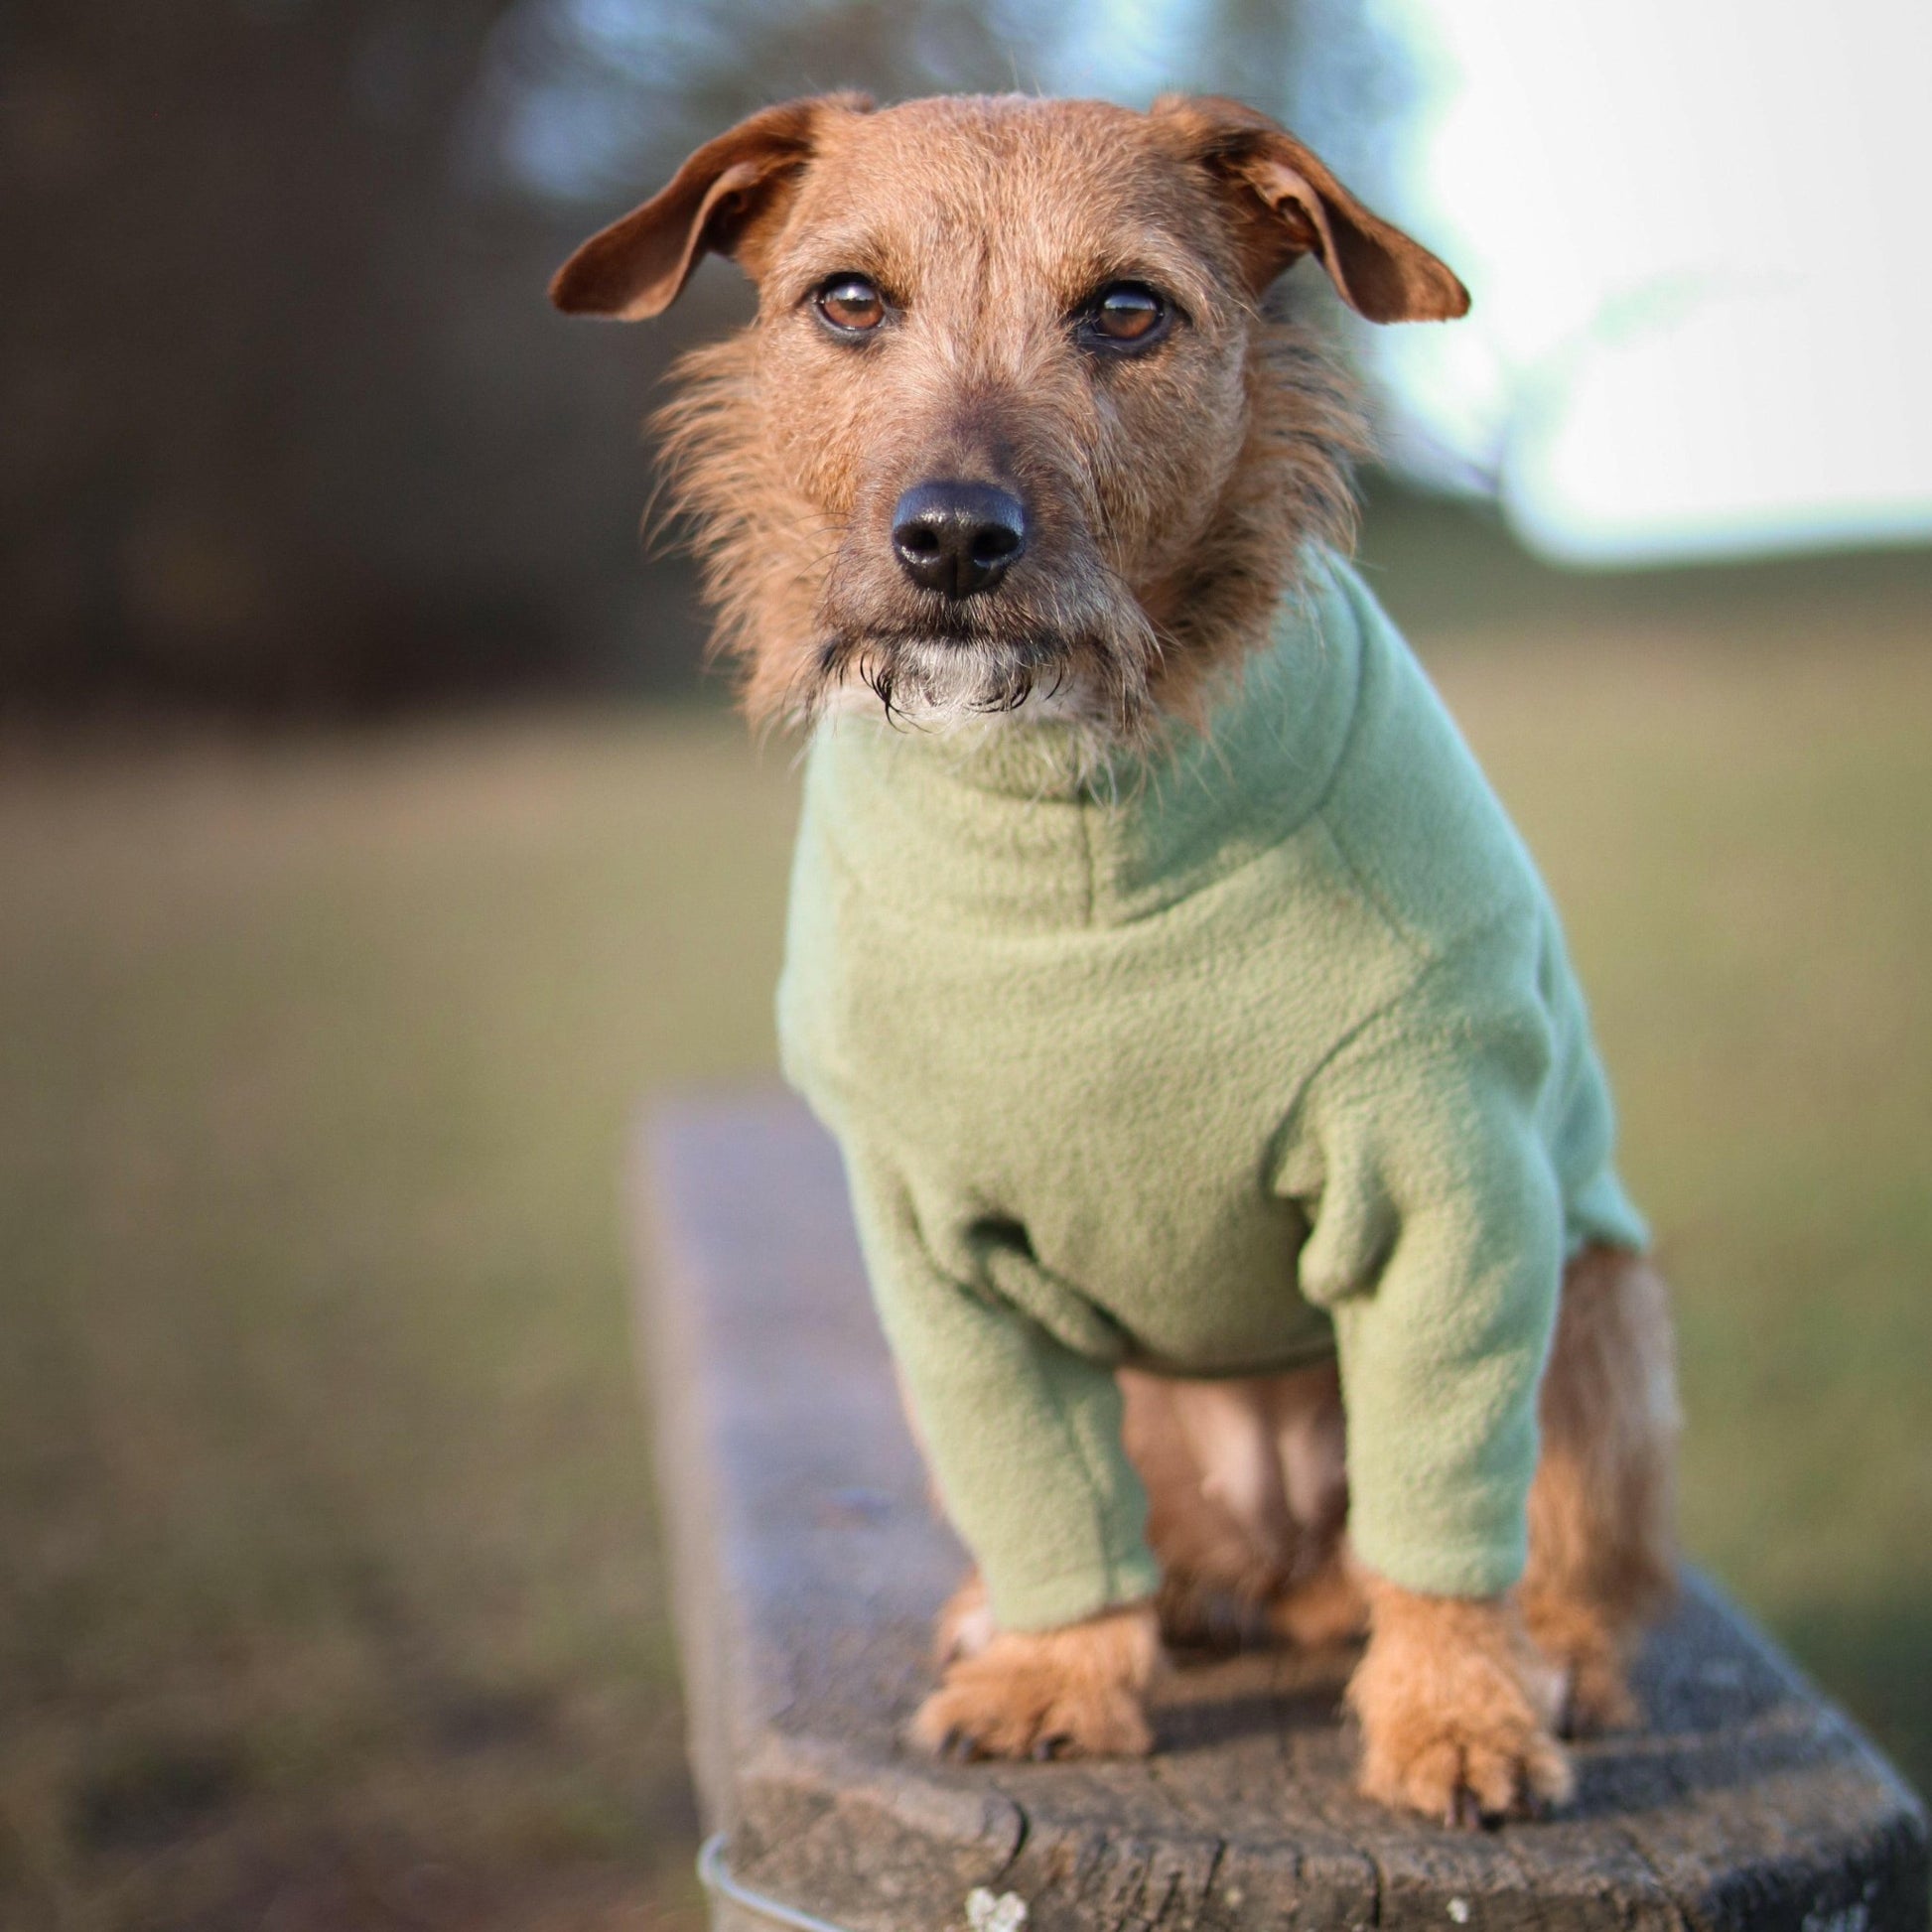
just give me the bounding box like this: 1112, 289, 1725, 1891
2, 516, 1929, 1928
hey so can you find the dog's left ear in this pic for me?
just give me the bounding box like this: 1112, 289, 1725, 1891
550, 92, 869, 320
1154, 94, 1468, 324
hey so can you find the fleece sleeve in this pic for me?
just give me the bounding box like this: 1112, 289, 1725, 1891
836, 1140, 1162, 1633
1282, 967, 1566, 1599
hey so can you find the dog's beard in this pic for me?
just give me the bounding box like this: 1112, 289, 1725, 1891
809, 629, 1084, 728
805, 599, 1165, 741
799, 515, 1173, 741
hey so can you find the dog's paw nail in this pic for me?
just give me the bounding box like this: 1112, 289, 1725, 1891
1033, 1731, 1072, 1761
1446, 1788, 1483, 1832
938, 1726, 974, 1762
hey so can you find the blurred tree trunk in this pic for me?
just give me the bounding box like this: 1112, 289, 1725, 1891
1, 0, 704, 714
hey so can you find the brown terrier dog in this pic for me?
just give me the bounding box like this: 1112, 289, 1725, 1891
554, 91, 1679, 1827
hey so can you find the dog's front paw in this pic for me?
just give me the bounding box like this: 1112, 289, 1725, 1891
909, 1601, 1159, 1762
1349, 1580, 1574, 1827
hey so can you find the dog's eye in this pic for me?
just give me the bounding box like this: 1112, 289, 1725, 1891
1082, 283, 1171, 349
814, 274, 887, 336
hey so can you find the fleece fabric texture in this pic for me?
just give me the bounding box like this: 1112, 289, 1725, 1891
777, 550, 1648, 1633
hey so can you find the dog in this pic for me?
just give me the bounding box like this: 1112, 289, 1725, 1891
553, 90, 1680, 1828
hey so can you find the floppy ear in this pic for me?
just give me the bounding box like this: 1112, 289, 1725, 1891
1153, 94, 1468, 324
550, 93, 868, 320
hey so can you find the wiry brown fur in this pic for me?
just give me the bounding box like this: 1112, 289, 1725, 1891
639, 94, 1373, 746
1521, 1246, 1681, 1733
553, 92, 1677, 1827
656, 314, 1364, 738
1121, 1359, 1357, 1649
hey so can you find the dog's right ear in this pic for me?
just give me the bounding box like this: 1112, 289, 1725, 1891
550, 93, 867, 321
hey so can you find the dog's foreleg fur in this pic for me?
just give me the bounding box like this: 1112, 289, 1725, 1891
1522, 1244, 1681, 1730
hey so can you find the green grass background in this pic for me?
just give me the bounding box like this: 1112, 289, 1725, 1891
2, 512, 1928, 1927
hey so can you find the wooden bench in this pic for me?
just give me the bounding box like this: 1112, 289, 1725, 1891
635, 1092, 1928, 1931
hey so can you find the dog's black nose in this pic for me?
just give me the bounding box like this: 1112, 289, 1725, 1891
891, 481, 1027, 599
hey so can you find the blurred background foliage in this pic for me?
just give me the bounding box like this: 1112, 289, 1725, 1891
2, 0, 1405, 716
1, 1, 1927, 1928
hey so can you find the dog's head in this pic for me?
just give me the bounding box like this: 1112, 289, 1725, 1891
554, 93, 1466, 737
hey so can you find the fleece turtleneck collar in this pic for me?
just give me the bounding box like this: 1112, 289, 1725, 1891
800, 561, 1367, 930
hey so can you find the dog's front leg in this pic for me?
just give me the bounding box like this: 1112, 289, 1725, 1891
829, 1158, 1168, 1762
911, 1577, 1160, 1761
1347, 1573, 1572, 1827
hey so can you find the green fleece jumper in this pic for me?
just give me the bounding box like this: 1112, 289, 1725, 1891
777, 550, 1647, 1633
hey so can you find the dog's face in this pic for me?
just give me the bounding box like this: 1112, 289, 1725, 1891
749, 97, 1266, 728
554, 94, 1466, 735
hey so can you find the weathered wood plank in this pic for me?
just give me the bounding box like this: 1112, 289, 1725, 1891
634, 1092, 1928, 1931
